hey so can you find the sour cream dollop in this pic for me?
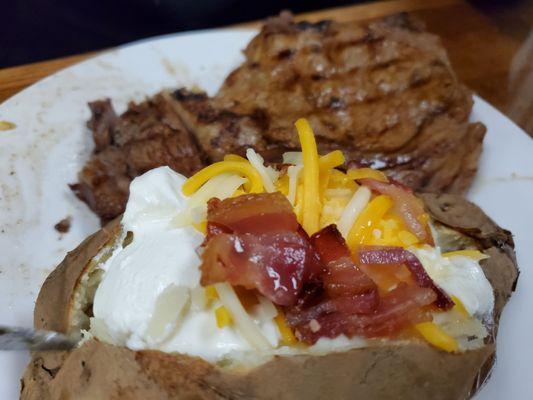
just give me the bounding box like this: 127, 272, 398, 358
410, 246, 494, 317
91, 167, 281, 361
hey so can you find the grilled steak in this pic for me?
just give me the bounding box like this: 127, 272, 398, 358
71, 94, 205, 222
172, 12, 485, 193
74, 12, 486, 222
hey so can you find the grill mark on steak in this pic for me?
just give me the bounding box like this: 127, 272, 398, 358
74, 12, 486, 222
172, 12, 485, 192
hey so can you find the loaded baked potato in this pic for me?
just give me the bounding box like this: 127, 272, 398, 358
21, 120, 518, 400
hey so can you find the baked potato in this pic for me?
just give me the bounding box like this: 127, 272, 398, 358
20, 121, 518, 400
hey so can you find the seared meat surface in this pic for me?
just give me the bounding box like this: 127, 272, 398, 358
172, 12, 485, 193
74, 12, 486, 222
71, 94, 205, 222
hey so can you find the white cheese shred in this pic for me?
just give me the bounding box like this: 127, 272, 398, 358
172, 173, 246, 226
282, 151, 303, 165
214, 283, 272, 351
246, 149, 279, 193
287, 165, 303, 206
336, 186, 372, 238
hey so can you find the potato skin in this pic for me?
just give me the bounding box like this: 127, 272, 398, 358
20, 195, 518, 400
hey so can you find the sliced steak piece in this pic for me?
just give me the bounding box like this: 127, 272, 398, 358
172, 12, 485, 193
71, 94, 206, 222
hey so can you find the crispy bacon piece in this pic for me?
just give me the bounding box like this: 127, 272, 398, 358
293, 284, 436, 343
311, 225, 377, 298
358, 246, 454, 309
286, 291, 380, 327
200, 195, 447, 343
360, 178, 433, 244
200, 193, 321, 306
207, 192, 298, 234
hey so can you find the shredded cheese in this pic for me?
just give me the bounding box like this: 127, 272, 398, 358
246, 148, 279, 193
204, 285, 219, 306
347, 195, 393, 249
442, 250, 489, 261
347, 168, 389, 182
295, 118, 321, 235
223, 154, 247, 162
336, 186, 372, 238
451, 296, 470, 318
215, 306, 233, 328
398, 230, 419, 247
275, 174, 290, 196
287, 165, 303, 206
320, 150, 345, 170
329, 169, 357, 190
284, 150, 345, 169
324, 188, 354, 198
182, 161, 263, 196
414, 322, 458, 353
176, 173, 246, 226
214, 283, 271, 350
282, 151, 303, 165
275, 312, 297, 346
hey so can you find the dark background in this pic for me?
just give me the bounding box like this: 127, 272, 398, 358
0, 0, 528, 68
1, 0, 356, 68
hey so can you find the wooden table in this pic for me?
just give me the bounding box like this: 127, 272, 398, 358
1, 0, 531, 135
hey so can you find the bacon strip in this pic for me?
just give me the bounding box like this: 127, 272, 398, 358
311, 225, 377, 298
360, 178, 433, 244
200, 193, 321, 306
207, 192, 298, 234
358, 246, 454, 309
199, 194, 448, 344
292, 283, 436, 343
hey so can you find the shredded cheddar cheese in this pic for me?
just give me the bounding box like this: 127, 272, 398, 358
347, 168, 389, 183
451, 296, 470, 318
215, 306, 233, 328
275, 174, 290, 196
223, 154, 247, 162
275, 312, 297, 345
414, 322, 458, 353
193, 221, 207, 234
183, 161, 263, 195
398, 230, 419, 247
295, 118, 321, 235
347, 195, 393, 248
319, 150, 345, 170
442, 250, 489, 261
329, 169, 357, 190
205, 285, 219, 305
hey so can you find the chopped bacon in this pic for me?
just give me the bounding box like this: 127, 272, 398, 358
358, 246, 454, 309
293, 284, 436, 343
311, 225, 377, 298
360, 178, 433, 244
286, 291, 379, 326
207, 192, 298, 234
201, 231, 321, 306
200, 193, 322, 306
199, 194, 447, 343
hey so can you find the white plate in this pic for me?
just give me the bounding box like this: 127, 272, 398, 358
0, 28, 532, 400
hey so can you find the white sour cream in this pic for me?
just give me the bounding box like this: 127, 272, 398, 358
91, 167, 281, 361
409, 245, 494, 317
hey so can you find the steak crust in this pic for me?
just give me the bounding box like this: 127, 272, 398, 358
172, 12, 485, 193
73, 13, 486, 222
71, 94, 206, 222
